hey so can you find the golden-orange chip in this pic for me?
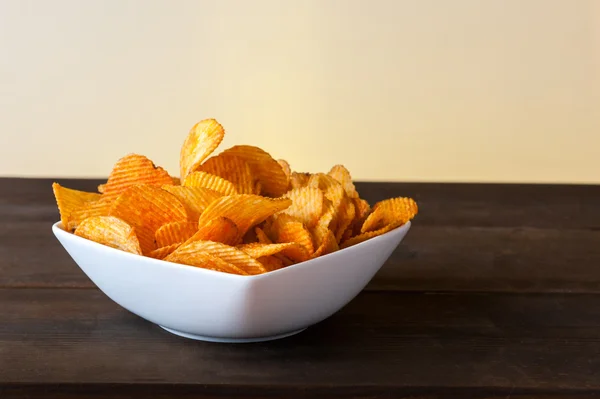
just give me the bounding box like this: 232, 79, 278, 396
256, 255, 284, 271
179, 118, 225, 181
277, 159, 291, 182
311, 226, 339, 258
335, 197, 356, 243
185, 216, 239, 246
361, 197, 418, 233
155, 221, 197, 248
182, 171, 237, 196
269, 214, 314, 255
169, 240, 267, 275
165, 250, 248, 275
290, 172, 311, 189
328, 164, 359, 198
341, 222, 402, 249
109, 185, 188, 255
221, 145, 288, 197
198, 153, 256, 194
255, 226, 273, 244
197, 194, 292, 243
74, 216, 142, 255
148, 243, 181, 259
281, 186, 324, 228
237, 242, 297, 259
67, 198, 113, 231
161, 185, 222, 221
52, 182, 102, 230
101, 154, 173, 200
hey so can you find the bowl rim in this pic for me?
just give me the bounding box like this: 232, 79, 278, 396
52, 220, 411, 281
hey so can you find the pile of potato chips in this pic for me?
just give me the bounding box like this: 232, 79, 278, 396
53, 118, 418, 275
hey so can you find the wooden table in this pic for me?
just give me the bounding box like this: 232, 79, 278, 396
1, 178, 599, 398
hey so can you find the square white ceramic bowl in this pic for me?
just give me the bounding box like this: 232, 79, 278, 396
52, 221, 411, 343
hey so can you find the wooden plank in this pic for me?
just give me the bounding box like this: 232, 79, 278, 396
2, 221, 599, 293
1, 289, 600, 395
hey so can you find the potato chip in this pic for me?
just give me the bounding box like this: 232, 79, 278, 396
161, 185, 222, 221
268, 214, 314, 255
179, 118, 225, 181
109, 185, 188, 254
198, 153, 256, 194
335, 197, 355, 243
311, 226, 338, 258
290, 172, 310, 189
182, 171, 237, 196
185, 216, 239, 246
155, 221, 197, 248
347, 197, 371, 236
255, 226, 273, 244
328, 164, 359, 198
197, 194, 292, 243
237, 242, 299, 259
316, 197, 337, 231
74, 216, 142, 255
169, 240, 267, 275
277, 159, 291, 182
254, 181, 262, 195
222, 145, 288, 197
256, 255, 284, 272
165, 250, 248, 275
148, 243, 181, 259
101, 154, 174, 200
361, 197, 418, 233
52, 183, 102, 230
281, 186, 324, 228
67, 198, 113, 231
341, 222, 402, 249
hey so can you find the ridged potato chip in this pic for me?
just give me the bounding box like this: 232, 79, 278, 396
361, 197, 418, 233
341, 222, 403, 249
277, 159, 291, 182
268, 214, 314, 255
328, 164, 359, 199
290, 172, 311, 189
109, 185, 188, 255
335, 197, 356, 243
311, 226, 338, 258
222, 145, 288, 197
169, 240, 266, 275
102, 154, 174, 200
148, 243, 181, 259
186, 216, 239, 246
197, 194, 292, 243
198, 153, 256, 194
256, 255, 284, 271
165, 250, 248, 275
52, 183, 102, 230
155, 221, 197, 248
255, 226, 273, 244
74, 216, 142, 255
161, 186, 222, 221
182, 171, 237, 196
281, 186, 324, 228
67, 198, 113, 231
180, 118, 225, 181
238, 242, 299, 259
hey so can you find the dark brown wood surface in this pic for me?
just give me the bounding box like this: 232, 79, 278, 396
1, 178, 599, 398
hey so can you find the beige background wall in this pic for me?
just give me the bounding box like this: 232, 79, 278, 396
1, 0, 599, 183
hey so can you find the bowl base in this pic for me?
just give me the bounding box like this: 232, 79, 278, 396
159, 325, 307, 343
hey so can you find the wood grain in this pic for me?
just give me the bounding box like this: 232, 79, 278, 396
1, 288, 599, 397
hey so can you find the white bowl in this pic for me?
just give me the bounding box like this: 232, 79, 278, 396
52, 221, 411, 343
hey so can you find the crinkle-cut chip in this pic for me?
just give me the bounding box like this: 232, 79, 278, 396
317, 197, 337, 232
179, 118, 225, 181
101, 154, 174, 200
155, 221, 197, 248
182, 171, 237, 196
242, 227, 258, 244
309, 173, 345, 207
335, 198, 355, 243
52, 182, 102, 230
361, 197, 418, 233
290, 172, 311, 189
68, 197, 113, 231
148, 243, 181, 259
254, 181, 262, 195
277, 159, 291, 181
269, 214, 314, 255
341, 222, 403, 249
197, 194, 292, 243
74, 216, 142, 255
311, 226, 339, 258
327, 164, 359, 199
237, 242, 298, 259
281, 187, 324, 228
169, 240, 267, 275
221, 145, 288, 197
198, 153, 256, 194
161, 186, 222, 221
255, 227, 273, 244
186, 217, 238, 246
340, 227, 354, 244
165, 251, 248, 275
97, 183, 106, 193
109, 185, 188, 255
348, 197, 371, 235
171, 176, 180, 185
257, 256, 283, 272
